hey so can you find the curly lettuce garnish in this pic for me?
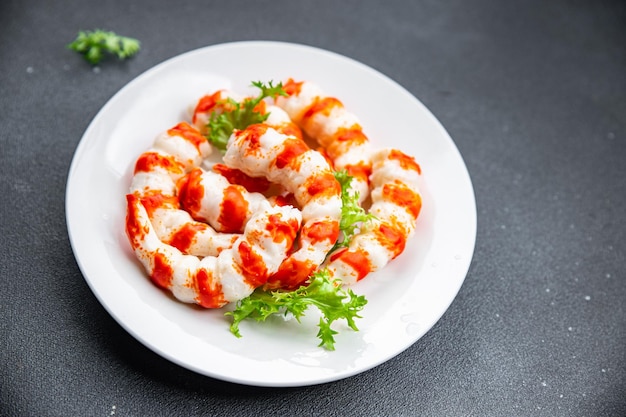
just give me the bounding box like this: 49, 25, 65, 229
207, 81, 287, 150
226, 269, 367, 350
330, 170, 377, 254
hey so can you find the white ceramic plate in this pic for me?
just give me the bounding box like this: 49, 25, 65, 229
66, 41, 476, 387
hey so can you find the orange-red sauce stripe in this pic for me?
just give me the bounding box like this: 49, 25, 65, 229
302, 97, 343, 121
275, 137, 309, 170
283, 78, 304, 96
330, 248, 372, 281
237, 241, 269, 287
374, 222, 407, 259
388, 149, 421, 174
151, 252, 174, 289
125, 195, 149, 251
218, 185, 249, 233
212, 163, 271, 193
194, 269, 226, 308
236, 123, 269, 158
265, 213, 300, 245
192, 91, 223, 124
301, 220, 340, 245
177, 169, 205, 219
139, 191, 179, 218
169, 222, 207, 253
305, 171, 341, 200
381, 183, 422, 219
265, 258, 316, 290
167, 122, 206, 152
134, 152, 184, 176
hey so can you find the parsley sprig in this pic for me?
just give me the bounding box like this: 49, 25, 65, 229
330, 170, 377, 253
68, 30, 140, 65
226, 269, 367, 350
206, 81, 287, 150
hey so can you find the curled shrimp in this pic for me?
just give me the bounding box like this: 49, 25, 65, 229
178, 168, 280, 234
223, 123, 343, 289
126, 194, 302, 308
275, 79, 373, 202
191, 89, 242, 135
325, 148, 422, 284
192, 88, 303, 139
129, 122, 238, 257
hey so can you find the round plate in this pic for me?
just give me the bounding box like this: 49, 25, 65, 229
66, 41, 476, 387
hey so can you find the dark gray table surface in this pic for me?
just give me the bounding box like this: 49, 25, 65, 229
1, 0, 625, 415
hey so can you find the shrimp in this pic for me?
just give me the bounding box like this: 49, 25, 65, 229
214, 104, 305, 196
129, 122, 238, 257
177, 168, 277, 234
178, 105, 305, 232
261, 103, 304, 141
324, 148, 422, 285
191, 89, 242, 135
275, 79, 373, 202
192, 88, 302, 139
125, 194, 302, 308
223, 123, 343, 289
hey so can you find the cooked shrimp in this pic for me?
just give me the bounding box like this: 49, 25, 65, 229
177, 168, 277, 234
223, 123, 343, 289
324, 148, 422, 285
261, 102, 304, 140
191, 90, 243, 134
191, 88, 301, 138
275, 79, 372, 202
129, 122, 238, 257
126, 194, 302, 308
206, 103, 303, 195
211, 163, 272, 193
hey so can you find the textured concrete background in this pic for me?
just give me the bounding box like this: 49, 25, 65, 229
1, 0, 624, 415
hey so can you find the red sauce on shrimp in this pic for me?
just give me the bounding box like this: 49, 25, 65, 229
382, 182, 422, 219
388, 149, 421, 174
177, 169, 204, 218
305, 171, 341, 199
169, 223, 207, 253
139, 192, 179, 217
375, 222, 407, 259
238, 241, 269, 287
301, 220, 340, 245
192, 91, 223, 124
125, 195, 149, 250
236, 123, 269, 158
330, 248, 372, 281
218, 185, 249, 233
266, 258, 316, 290
266, 214, 300, 245
151, 252, 174, 289
212, 164, 271, 193
134, 152, 184, 176
302, 97, 343, 120
275, 137, 309, 170
194, 269, 226, 308
167, 122, 206, 152
283, 78, 304, 96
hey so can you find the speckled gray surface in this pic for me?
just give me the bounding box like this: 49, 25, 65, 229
1, 0, 625, 415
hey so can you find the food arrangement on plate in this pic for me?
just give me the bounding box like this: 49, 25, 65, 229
124, 78, 423, 350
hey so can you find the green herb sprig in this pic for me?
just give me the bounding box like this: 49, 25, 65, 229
226, 269, 367, 350
206, 81, 287, 150
329, 170, 377, 254
68, 30, 140, 65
